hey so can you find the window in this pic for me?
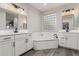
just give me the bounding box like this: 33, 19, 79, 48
41, 13, 57, 32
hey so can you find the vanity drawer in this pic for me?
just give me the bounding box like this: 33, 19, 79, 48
15, 34, 27, 39
59, 36, 66, 41
0, 35, 14, 42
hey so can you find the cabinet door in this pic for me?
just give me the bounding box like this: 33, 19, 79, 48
77, 37, 79, 49
15, 37, 27, 56
58, 33, 67, 47
59, 36, 67, 47
66, 33, 77, 49
0, 41, 14, 56
27, 34, 33, 51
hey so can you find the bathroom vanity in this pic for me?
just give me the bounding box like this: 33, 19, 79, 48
15, 32, 33, 56
0, 4, 33, 56
58, 7, 79, 50
58, 30, 79, 50
0, 31, 33, 56
0, 34, 14, 56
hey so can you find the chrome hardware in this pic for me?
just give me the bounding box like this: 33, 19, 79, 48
25, 39, 28, 43
61, 37, 64, 39
61, 42, 64, 44
40, 34, 43, 36
13, 42, 15, 47
28, 33, 32, 36
65, 37, 68, 40
4, 37, 11, 39
29, 34, 31, 36
53, 34, 58, 38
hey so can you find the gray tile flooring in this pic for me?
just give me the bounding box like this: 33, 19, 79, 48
22, 48, 79, 56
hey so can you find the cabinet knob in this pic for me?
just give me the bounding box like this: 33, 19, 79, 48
29, 34, 31, 36
61, 42, 64, 44
65, 37, 67, 40
28, 33, 32, 36
61, 37, 64, 39
25, 39, 28, 43
13, 42, 15, 47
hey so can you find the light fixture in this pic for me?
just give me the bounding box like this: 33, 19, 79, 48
43, 3, 47, 6
11, 3, 24, 11
62, 8, 75, 15
62, 8, 74, 13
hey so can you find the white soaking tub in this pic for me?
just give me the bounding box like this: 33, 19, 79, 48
32, 32, 58, 50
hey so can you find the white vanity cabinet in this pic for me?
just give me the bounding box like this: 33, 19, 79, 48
77, 34, 79, 49
59, 32, 78, 49
15, 33, 33, 56
26, 33, 33, 51
15, 34, 28, 56
0, 35, 14, 56
58, 33, 67, 47
66, 33, 77, 49
77, 39, 79, 49
0, 33, 33, 56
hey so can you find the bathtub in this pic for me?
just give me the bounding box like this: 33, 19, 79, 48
32, 32, 58, 50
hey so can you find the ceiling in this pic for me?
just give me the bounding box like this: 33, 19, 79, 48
30, 3, 65, 12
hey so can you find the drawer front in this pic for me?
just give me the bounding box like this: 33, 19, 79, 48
0, 35, 14, 42
15, 34, 27, 39
59, 36, 66, 41
59, 42, 66, 47
59, 36, 66, 47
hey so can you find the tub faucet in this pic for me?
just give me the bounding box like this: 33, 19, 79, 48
53, 34, 58, 38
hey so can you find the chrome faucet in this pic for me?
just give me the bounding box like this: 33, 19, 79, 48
14, 28, 18, 33
53, 34, 58, 38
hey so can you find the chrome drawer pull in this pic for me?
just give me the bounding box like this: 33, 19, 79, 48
61, 42, 64, 44
25, 39, 28, 43
4, 37, 11, 39
61, 37, 64, 39
29, 34, 31, 36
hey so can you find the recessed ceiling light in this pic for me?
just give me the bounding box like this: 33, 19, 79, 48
43, 3, 47, 6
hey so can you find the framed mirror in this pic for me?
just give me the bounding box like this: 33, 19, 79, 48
0, 7, 27, 31
62, 14, 75, 30
76, 14, 79, 29
6, 12, 18, 30
18, 14, 27, 29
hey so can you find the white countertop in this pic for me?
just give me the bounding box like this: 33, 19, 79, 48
69, 30, 79, 33
58, 30, 79, 33
58, 30, 66, 32
14, 30, 29, 35
0, 30, 29, 36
